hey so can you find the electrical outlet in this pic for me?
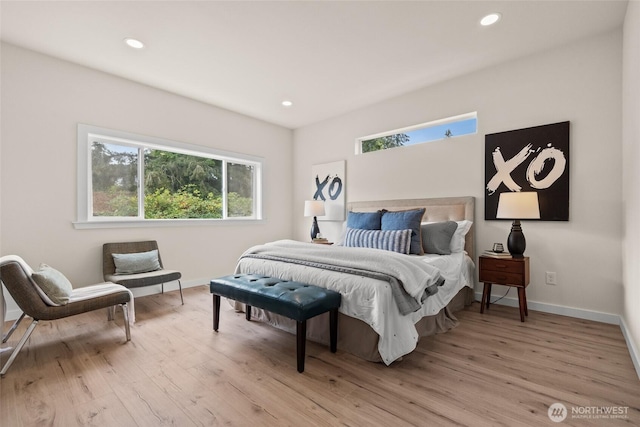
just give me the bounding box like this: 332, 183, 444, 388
546, 271, 557, 285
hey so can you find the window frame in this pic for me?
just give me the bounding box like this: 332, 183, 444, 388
355, 112, 478, 155
75, 124, 264, 229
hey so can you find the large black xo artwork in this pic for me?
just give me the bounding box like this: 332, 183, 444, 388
485, 121, 570, 221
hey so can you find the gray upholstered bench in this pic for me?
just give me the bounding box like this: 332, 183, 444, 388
210, 274, 342, 373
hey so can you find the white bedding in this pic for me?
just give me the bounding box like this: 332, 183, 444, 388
412, 251, 474, 320
235, 244, 474, 365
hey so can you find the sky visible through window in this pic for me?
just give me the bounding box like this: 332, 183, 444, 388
358, 113, 477, 154
403, 117, 477, 146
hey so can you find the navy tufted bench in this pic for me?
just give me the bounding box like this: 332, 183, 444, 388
210, 274, 342, 373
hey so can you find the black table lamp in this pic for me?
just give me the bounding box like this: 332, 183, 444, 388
304, 200, 325, 240
496, 192, 540, 258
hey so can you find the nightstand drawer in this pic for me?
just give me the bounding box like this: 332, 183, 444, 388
479, 257, 523, 274
479, 270, 525, 286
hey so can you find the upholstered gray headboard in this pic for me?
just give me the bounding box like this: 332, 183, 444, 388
346, 196, 475, 259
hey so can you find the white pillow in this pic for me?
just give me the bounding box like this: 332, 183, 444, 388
451, 220, 472, 253
335, 221, 348, 246
422, 220, 472, 253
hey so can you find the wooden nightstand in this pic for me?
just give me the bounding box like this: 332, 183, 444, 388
479, 256, 530, 322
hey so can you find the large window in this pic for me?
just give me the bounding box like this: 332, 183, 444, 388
76, 124, 262, 227
356, 112, 477, 154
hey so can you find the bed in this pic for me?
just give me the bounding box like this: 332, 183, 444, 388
234, 196, 475, 365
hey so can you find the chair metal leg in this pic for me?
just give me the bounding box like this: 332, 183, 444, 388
107, 306, 116, 321
1, 318, 39, 377
159, 281, 182, 304
161, 282, 164, 294
2, 312, 25, 343
120, 303, 131, 342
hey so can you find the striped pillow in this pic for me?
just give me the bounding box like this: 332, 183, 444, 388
343, 228, 412, 254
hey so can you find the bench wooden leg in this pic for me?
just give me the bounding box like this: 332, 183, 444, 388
213, 295, 221, 331
296, 320, 306, 373
246, 305, 252, 321
330, 309, 338, 353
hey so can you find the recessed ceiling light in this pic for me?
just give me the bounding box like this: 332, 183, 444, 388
480, 13, 501, 26
124, 38, 145, 49
282, 100, 293, 107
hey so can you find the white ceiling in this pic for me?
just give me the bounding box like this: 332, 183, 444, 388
0, 1, 629, 129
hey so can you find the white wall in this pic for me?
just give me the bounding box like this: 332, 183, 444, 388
293, 30, 623, 317
622, 0, 640, 372
0, 43, 293, 314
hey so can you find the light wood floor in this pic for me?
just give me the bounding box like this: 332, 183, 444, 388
1, 285, 639, 426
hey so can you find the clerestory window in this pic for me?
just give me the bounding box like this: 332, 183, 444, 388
356, 112, 477, 154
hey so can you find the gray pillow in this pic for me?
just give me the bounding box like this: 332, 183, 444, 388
31, 264, 73, 305
421, 221, 458, 255
113, 249, 161, 275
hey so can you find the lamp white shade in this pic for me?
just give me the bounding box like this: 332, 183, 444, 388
304, 200, 325, 217
496, 192, 540, 219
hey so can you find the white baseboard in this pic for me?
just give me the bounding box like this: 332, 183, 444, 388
3, 279, 208, 322
3, 284, 625, 325
620, 316, 640, 379
474, 291, 640, 379
473, 291, 620, 324
124, 278, 207, 299
4, 283, 638, 379
4, 308, 22, 323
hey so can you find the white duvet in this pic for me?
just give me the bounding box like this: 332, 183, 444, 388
235, 242, 474, 365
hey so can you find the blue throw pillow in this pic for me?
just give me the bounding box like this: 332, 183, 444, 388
346, 211, 383, 230
381, 208, 426, 255
343, 228, 412, 254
